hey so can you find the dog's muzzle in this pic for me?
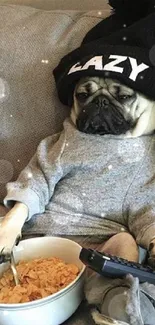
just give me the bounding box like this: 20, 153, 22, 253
76, 95, 135, 135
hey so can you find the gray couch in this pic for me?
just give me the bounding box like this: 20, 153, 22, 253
0, 1, 111, 324
0, 0, 110, 217
0, 0, 110, 10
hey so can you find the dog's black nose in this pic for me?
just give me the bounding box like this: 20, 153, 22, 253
93, 96, 110, 108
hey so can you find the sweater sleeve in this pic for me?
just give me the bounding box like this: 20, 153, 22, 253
4, 131, 66, 220
125, 139, 155, 249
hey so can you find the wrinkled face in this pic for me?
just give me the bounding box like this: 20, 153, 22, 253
71, 77, 150, 135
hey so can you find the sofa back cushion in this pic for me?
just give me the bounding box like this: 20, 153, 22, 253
0, 0, 110, 10
0, 5, 110, 202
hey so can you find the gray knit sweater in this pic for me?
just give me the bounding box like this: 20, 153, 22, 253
4, 118, 155, 249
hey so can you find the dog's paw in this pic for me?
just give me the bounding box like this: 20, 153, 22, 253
0, 228, 21, 263
0, 247, 11, 263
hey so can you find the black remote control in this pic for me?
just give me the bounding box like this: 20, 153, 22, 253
79, 248, 155, 284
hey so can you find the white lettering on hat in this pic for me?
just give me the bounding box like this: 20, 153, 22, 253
68, 62, 83, 74
104, 55, 127, 73
68, 55, 149, 81
68, 56, 103, 74
81, 56, 103, 70
128, 58, 149, 81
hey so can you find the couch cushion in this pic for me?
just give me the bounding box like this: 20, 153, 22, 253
0, 4, 110, 207
0, 0, 110, 10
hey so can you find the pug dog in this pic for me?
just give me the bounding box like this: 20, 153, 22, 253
0, 76, 155, 314
0, 76, 155, 260
71, 76, 155, 138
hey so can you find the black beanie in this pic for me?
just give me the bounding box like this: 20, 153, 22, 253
53, 0, 155, 106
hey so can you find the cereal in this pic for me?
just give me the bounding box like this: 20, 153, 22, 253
0, 257, 79, 304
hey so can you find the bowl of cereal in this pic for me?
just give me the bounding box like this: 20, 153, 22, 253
0, 237, 86, 325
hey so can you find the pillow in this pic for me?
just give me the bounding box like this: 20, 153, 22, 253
0, 4, 110, 208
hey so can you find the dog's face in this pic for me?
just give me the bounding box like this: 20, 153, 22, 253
71, 76, 153, 136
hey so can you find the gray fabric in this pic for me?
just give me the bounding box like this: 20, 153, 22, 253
4, 118, 155, 249
85, 274, 155, 325
101, 287, 131, 322
0, 0, 110, 10
0, 4, 110, 206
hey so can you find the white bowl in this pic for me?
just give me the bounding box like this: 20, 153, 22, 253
0, 237, 86, 325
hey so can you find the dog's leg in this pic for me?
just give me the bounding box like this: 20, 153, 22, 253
0, 203, 28, 261
100, 232, 139, 262
85, 234, 140, 325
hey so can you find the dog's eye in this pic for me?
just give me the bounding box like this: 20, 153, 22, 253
119, 95, 131, 101
76, 92, 89, 101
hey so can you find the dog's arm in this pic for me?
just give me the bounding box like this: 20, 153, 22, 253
0, 202, 28, 260
1, 128, 72, 261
